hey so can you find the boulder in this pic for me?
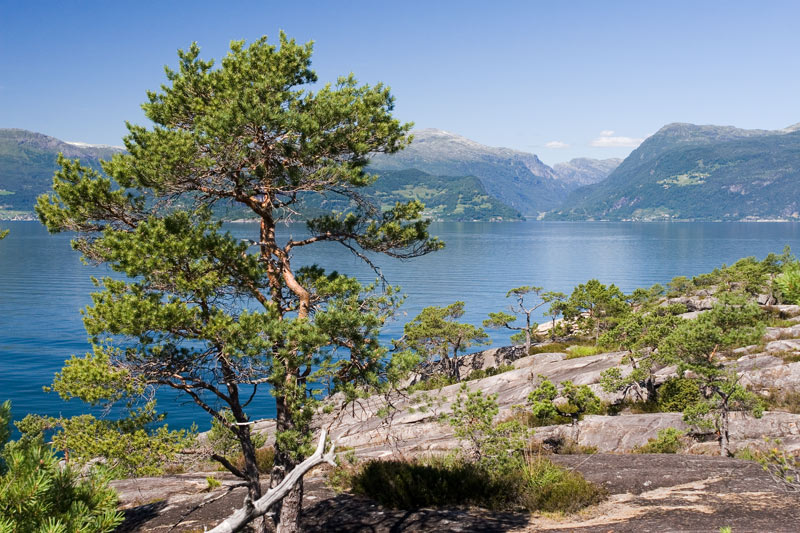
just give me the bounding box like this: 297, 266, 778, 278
740, 361, 800, 392
763, 325, 800, 341
533, 411, 800, 454
665, 295, 717, 312
765, 338, 800, 352
764, 304, 800, 318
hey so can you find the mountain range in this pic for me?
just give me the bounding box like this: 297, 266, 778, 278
0, 129, 122, 219
369, 128, 617, 215
7, 121, 800, 223
548, 122, 800, 221
0, 128, 618, 221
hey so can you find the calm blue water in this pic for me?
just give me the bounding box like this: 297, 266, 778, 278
3, 220, 800, 430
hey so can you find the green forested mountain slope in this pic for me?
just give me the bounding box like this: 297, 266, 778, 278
0, 129, 520, 221
0, 129, 123, 219
292, 168, 522, 221
369, 128, 571, 215
366, 169, 522, 221
548, 123, 800, 221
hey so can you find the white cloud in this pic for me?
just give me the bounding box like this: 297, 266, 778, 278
545, 140, 569, 149
590, 130, 643, 148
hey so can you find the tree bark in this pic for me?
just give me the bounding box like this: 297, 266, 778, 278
525, 312, 532, 355
645, 378, 657, 404
276, 482, 303, 533
719, 403, 731, 457
271, 395, 304, 533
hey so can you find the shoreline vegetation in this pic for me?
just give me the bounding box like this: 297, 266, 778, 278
3, 33, 800, 533
6, 246, 800, 529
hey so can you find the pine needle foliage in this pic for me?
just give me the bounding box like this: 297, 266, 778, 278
0, 401, 123, 533
35, 33, 441, 531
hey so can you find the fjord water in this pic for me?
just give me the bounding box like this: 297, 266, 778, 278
3, 220, 800, 430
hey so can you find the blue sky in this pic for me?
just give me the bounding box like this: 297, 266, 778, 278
1, 0, 799, 165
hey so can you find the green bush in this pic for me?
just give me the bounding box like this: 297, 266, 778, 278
349, 457, 493, 509
233, 446, 275, 474
518, 456, 606, 513
776, 264, 800, 304
347, 455, 605, 512
529, 342, 570, 355
565, 345, 603, 359
657, 378, 703, 412
448, 386, 531, 474
0, 401, 124, 533
464, 364, 515, 381
528, 377, 603, 426
633, 428, 686, 454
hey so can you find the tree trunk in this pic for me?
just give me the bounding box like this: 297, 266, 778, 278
271, 396, 303, 533
450, 353, 461, 382
276, 482, 303, 533
719, 405, 731, 457
525, 314, 532, 355
645, 377, 657, 404
239, 433, 269, 532
208, 431, 335, 533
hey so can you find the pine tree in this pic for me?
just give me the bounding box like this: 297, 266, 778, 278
36, 34, 441, 532
400, 302, 489, 382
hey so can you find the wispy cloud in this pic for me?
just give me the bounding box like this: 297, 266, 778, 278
545, 140, 569, 149
590, 130, 643, 148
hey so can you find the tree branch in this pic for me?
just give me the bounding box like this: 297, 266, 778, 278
210, 454, 247, 479
207, 430, 336, 533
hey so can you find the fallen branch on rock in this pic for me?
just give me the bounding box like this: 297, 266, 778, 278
207, 430, 336, 533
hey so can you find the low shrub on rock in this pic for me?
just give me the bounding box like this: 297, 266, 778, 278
633, 427, 687, 454
347, 454, 605, 512
342, 385, 605, 513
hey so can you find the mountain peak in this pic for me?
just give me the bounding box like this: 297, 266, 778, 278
552, 158, 622, 187
370, 129, 564, 215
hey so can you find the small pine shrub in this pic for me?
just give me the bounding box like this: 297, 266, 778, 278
408, 373, 456, 392
464, 364, 515, 382
734, 447, 760, 461
0, 401, 124, 532
205, 475, 222, 491
617, 399, 661, 414
657, 378, 703, 413
776, 264, 800, 304
634, 428, 686, 454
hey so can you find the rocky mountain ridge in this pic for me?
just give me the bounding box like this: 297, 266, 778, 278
552, 157, 622, 187
369, 128, 619, 216
549, 122, 800, 221
0, 128, 124, 219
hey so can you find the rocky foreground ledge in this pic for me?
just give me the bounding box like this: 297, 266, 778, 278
114, 338, 800, 532
115, 454, 800, 532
